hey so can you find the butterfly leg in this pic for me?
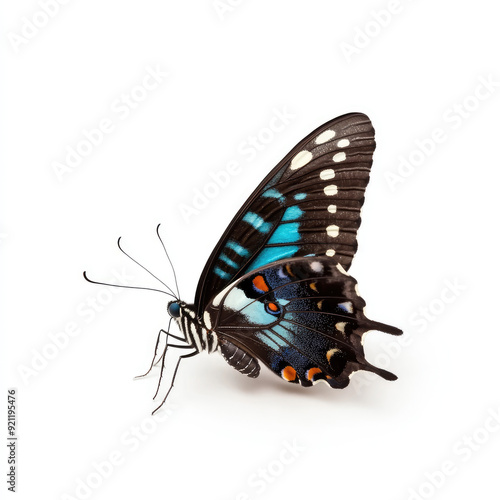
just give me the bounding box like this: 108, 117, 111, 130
135, 320, 188, 379
152, 350, 198, 415
152, 343, 195, 400
134, 329, 167, 379
160, 328, 188, 343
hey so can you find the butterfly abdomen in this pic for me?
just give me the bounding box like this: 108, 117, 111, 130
219, 340, 260, 378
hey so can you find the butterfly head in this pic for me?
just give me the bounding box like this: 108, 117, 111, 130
167, 300, 182, 318
167, 300, 196, 325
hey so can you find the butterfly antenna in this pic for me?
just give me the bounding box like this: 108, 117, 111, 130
117, 237, 178, 299
156, 224, 181, 299
83, 272, 177, 298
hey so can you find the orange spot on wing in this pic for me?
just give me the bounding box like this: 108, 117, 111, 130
267, 302, 279, 312
310, 282, 318, 292
282, 366, 297, 382
306, 367, 322, 381
252, 275, 269, 293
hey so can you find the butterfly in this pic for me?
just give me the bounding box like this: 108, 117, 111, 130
85, 112, 402, 412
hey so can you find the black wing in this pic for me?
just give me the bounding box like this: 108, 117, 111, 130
195, 113, 376, 315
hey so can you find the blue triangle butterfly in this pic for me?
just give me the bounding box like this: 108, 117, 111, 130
85, 112, 402, 412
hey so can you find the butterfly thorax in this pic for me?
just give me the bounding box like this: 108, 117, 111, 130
174, 302, 218, 354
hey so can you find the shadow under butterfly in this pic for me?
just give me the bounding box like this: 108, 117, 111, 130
84, 112, 403, 413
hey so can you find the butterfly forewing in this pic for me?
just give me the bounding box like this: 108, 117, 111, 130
204, 257, 402, 388
195, 113, 375, 314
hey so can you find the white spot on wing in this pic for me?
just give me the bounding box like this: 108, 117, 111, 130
336, 263, 349, 276
324, 185, 338, 196
336, 322, 347, 333
290, 150, 313, 170
327, 225, 339, 237
326, 249, 336, 257
315, 129, 336, 144
320, 169, 335, 180
338, 301, 354, 313
337, 139, 350, 148
328, 204, 337, 213
333, 152, 346, 162
310, 261, 323, 272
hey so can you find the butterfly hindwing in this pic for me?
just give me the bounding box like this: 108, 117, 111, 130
204, 256, 402, 387
195, 113, 375, 315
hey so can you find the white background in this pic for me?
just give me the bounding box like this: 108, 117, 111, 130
2, 1, 500, 499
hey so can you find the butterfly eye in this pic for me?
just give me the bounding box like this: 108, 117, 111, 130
265, 301, 281, 316
168, 301, 181, 318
